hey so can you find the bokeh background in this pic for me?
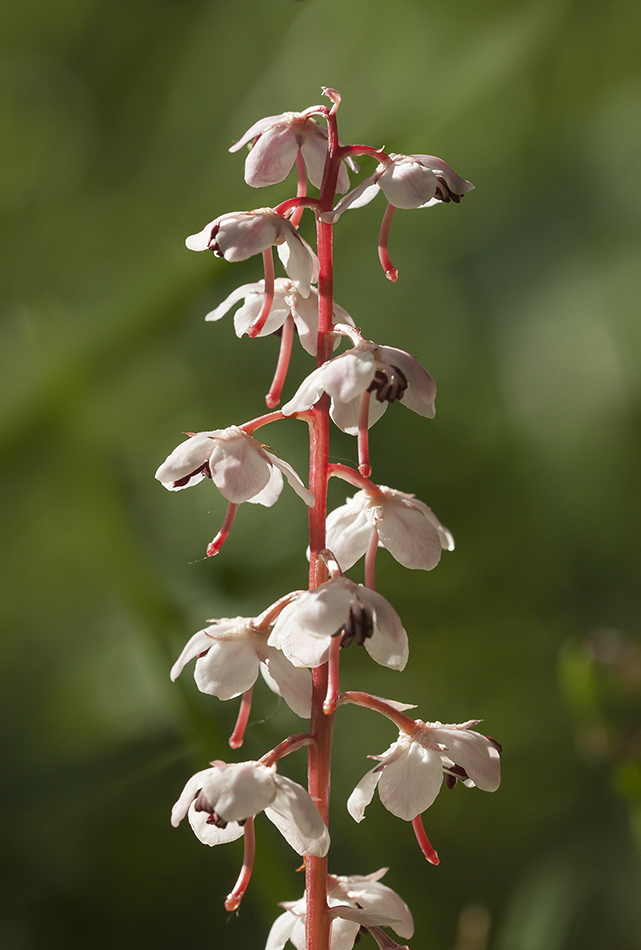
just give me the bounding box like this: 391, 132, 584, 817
2, 0, 641, 947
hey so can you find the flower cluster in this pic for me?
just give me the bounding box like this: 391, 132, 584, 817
157, 87, 499, 949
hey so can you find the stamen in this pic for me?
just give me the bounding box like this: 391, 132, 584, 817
248, 248, 275, 337
265, 314, 295, 408
228, 687, 253, 749
206, 502, 239, 557
338, 604, 374, 648
378, 203, 398, 282
172, 462, 210, 488
367, 366, 408, 404
357, 389, 372, 477
224, 816, 256, 911
434, 175, 461, 203
411, 813, 440, 865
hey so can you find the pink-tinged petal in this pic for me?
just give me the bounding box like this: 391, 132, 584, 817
328, 919, 361, 950
268, 623, 330, 669
244, 125, 299, 187
236, 293, 291, 338
187, 804, 245, 845
413, 155, 474, 197
194, 639, 261, 700
281, 366, 327, 415
276, 225, 316, 297
289, 291, 319, 356
171, 767, 215, 827
330, 393, 388, 436
265, 910, 297, 950
229, 114, 286, 152
320, 176, 380, 223
155, 432, 216, 489
245, 464, 284, 507
275, 585, 354, 640
428, 726, 501, 792
378, 741, 443, 819
217, 212, 282, 262
259, 648, 312, 718
347, 766, 382, 822
378, 156, 438, 209
343, 883, 413, 939
204, 281, 263, 323
325, 495, 374, 571
208, 434, 271, 503
376, 346, 437, 419
357, 588, 408, 671
321, 350, 377, 404
185, 221, 215, 251
170, 627, 216, 681
377, 493, 450, 570
265, 451, 315, 507
299, 130, 330, 190
202, 762, 276, 823
267, 775, 330, 856
329, 906, 403, 930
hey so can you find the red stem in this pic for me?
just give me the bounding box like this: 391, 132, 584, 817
364, 526, 378, 591
411, 814, 440, 866
224, 817, 256, 910
206, 502, 239, 557
378, 203, 398, 282
357, 390, 372, 477
249, 249, 275, 337
265, 314, 295, 408
228, 687, 253, 749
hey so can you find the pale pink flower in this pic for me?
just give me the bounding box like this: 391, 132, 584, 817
325, 486, 454, 571
205, 278, 354, 356
230, 109, 356, 192
281, 341, 436, 435
172, 760, 330, 857
171, 617, 312, 718
185, 209, 317, 296
347, 721, 501, 823
323, 153, 474, 222
268, 576, 408, 671
265, 868, 413, 950
155, 426, 314, 508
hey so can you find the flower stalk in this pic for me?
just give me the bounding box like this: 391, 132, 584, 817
158, 87, 498, 950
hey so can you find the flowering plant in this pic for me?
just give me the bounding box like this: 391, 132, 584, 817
156, 87, 500, 949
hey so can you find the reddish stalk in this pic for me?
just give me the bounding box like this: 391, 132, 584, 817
364, 527, 379, 591
323, 633, 341, 715
265, 314, 295, 408
224, 817, 256, 911
206, 502, 239, 557
228, 687, 253, 749
248, 249, 275, 337
357, 390, 372, 477
290, 151, 308, 229
411, 814, 440, 865
378, 204, 398, 282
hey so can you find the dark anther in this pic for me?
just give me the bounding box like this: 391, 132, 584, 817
434, 176, 461, 204
367, 365, 409, 404
209, 224, 223, 257
486, 736, 502, 753
335, 603, 374, 649
194, 790, 214, 814
172, 462, 211, 489
205, 812, 229, 829
444, 763, 469, 789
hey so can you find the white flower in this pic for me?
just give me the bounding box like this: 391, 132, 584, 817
172, 760, 330, 857
229, 110, 356, 192
281, 341, 436, 435
155, 426, 314, 508
185, 209, 317, 297
268, 577, 408, 671
205, 278, 354, 356
325, 487, 454, 571
170, 617, 312, 718
266, 869, 413, 950
323, 153, 474, 222
348, 721, 501, 823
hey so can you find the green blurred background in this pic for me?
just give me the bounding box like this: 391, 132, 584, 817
2, 0, 641, 947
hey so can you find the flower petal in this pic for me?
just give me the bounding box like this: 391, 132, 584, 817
194, 639, 261, 700
244, 125, 299, 187
428, 726, 501, 792
377, 741, 443, 819
204, 281, 263, 323
376, 346, 437, 419
260, 648, 312, 718
246, 464, 284, 507
187, 804, 245, 846
208, 434, 271, 503
267, 776, 330, 856
265, 451, 315, 507
357, 587, 408, 671
325, 493, 374, 571
347, 766, 382, 822
377, 492, 450, 570
265, 910, 297, 950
